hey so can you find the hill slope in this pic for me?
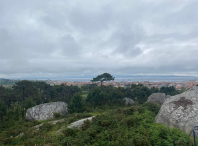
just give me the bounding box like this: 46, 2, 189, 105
0, 103, 194, 146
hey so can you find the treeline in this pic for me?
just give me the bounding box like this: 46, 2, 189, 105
0, 80, 80, 122
69, 83, 181, 113
0, 80, 181, 123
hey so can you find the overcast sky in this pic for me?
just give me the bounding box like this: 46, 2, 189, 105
0, 0, 198, 79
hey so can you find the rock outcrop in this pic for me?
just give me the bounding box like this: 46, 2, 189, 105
146, 93, 168, 104
123, 97, 135, 106
155, 86, 198, 135
68, 117, 95, 129
26, 102, 68, 121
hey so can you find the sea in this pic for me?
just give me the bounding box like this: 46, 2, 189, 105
61, 76, 198, 83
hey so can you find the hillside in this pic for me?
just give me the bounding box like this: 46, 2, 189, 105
0, 79, 19, 86
0, 103, 194, 146
0, 79, 191, 145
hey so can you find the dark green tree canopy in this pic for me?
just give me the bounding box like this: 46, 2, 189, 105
68, 93, 85, 113
91, 73, 115, 86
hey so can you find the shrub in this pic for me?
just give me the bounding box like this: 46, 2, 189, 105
76, 113, 92, 119
81, 119, 91, 130
101, 120, 111, 127
62, 128, 78, 137
53, 112, 61, 118
3, 138, 13, 145
39, 123, 53, 132
68, 117, 77, 124
121, 116, 141, 127
138, 107, 146, 113
175, 138, 187, 146
124, 107, 135, 115
143, 102, 161, 114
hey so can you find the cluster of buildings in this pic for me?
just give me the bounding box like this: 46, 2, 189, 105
138, 81, 197, 90
1, 78, 197, 90
46, 80, 198, 90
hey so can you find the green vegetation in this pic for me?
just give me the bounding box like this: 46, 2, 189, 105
0, 79, 18, 86
0, 112, 92, 145
0, 80, 81, 132
0, 103, 195, 146
0, 79, 183, 124
56, 104, 194, 146
91, 73, 115, 87
0, 74, 189, 145
160, 86, 179, 96
68, 93, 86, 113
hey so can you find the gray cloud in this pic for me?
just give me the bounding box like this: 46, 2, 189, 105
110, 25, 144, 58
68, 6, 112, 34
0, 0, 198, 78
59, 35, 80, 57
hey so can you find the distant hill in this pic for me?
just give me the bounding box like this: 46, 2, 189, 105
0, 78, 19, 86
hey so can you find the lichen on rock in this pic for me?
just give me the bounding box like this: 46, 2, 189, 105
171, 97, 193, 110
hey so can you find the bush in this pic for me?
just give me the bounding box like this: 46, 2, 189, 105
138, 107, 146, 113
39, 123, 53, 132
75, 113, 92, 119
62, 128, 78, 137
53, 112, 61, 118
121, 116, 142, 127
143, 102, 161, 114
100, 120, 111, 127
3, 138, 14, 145
124, 107, 135, 115
68, 117, 77, 124
81, 120, 91, 130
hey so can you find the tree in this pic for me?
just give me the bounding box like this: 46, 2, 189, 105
0, 86, 6, 99
68, 93, 86, 113
33, 81, 51, 103
107, 88, 124, 105
91, 73, 115, 87
160, 86, 178, 96
13, 80, 38, 118
23, 97, 36, 109
86, 87, 107, 106
0, 101, 7, 121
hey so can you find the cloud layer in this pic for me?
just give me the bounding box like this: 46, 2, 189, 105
0, 0, 198, 78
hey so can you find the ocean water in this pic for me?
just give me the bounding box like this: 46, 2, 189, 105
62, 76, 198, 82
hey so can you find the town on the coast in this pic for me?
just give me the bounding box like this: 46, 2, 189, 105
46, 80, 197, 90
1, 78, 197, 90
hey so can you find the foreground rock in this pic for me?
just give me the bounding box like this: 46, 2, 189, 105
124, 97, 135, 106
146, 93, 169, 104
68, 117, 94, 129
26, 102, 68, 121
155, 86, 198, 135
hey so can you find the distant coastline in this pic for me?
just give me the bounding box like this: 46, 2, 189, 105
59, 75, 198, 82
2, 75, 198, 83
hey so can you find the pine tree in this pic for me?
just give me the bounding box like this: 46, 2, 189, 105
68, 93, 86, 113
